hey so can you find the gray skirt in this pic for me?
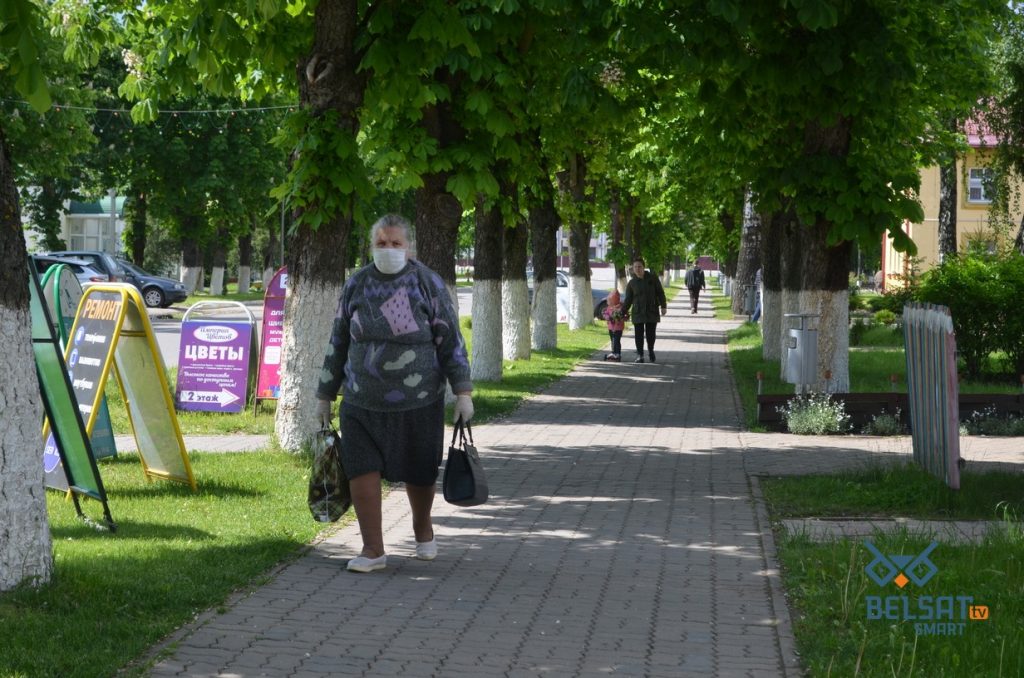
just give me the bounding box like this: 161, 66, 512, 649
339, 399, 445, 486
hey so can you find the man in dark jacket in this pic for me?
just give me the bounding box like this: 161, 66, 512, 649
621, 257, 667, 363
684, 263, 706, 314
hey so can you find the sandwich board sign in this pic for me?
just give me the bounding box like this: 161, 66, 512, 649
254, 266, 287, 411
54, 283, 196, 490
175, 302, 258, 413
30, 264, 115, 529
39, 264, 117, 459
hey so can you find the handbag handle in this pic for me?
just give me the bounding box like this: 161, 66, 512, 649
450, 417, 474, 447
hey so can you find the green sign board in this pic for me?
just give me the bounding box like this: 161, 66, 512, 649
30, 265, 114, 529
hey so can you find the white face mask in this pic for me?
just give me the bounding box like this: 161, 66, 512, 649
372, 247, 408, 274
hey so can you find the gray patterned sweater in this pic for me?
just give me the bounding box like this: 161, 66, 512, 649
316, 259, 472, 411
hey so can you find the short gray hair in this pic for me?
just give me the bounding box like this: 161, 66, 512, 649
368, 214, 416, 255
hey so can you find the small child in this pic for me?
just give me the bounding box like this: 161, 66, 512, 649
602, 289, 625, 361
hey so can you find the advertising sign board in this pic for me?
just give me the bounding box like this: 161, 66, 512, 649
255, 267, 287, 407
176, 320, 253, 413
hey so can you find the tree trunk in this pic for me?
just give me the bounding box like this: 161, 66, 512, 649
561, 153, 592, 330
209, 227, 229, 295
1015, 213, 1024, 255
732, 191, 761, 316
180, 233, 204, 293
779, 212, 802, 373
414, 172, 462, 310
414, 68, 465, 310
128, 191, 147, 265
528, 182, 560, 350
502, 193, 530, 360
275, 0, 367, 452
237, 227, 253, 294
0, 126, 53, 591
472, 195, 503, 381
938, 117, 958, 262
761, 208, 784, 361
799, 219, 851, 393
609, 188, 627, 292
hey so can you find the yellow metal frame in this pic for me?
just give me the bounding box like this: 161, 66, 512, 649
55, 283, 196, 490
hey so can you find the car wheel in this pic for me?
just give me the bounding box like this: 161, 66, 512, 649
594, 300, 607, 320
143, 287, 165, 308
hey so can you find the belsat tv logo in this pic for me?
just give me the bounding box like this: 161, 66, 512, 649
863, 541, 990, 636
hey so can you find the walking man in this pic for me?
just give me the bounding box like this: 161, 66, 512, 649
684, 262, 706, 314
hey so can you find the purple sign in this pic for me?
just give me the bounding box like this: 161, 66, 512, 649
175, 320, 253, 413
256, 267, 287, 400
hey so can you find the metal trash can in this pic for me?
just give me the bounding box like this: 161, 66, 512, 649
783, 313, 819, 388
743, 284, 756, 315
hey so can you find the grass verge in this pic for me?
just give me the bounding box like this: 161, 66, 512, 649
762, 468, 1024, 676
776, 532, 1023, 677
762, 464, 1024, 520
1, 451, 324, 678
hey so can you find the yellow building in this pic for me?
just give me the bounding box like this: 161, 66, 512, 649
881, 124, 1023, 289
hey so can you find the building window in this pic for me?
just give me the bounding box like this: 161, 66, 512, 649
967, 168, 993, 204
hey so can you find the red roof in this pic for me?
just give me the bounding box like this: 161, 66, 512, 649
964, 117, 997, 148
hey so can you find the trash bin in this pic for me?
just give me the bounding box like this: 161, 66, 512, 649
783, 313, 819, 388
743, 284, 756, 315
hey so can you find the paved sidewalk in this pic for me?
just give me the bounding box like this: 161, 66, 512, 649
144, 287, 1023, 678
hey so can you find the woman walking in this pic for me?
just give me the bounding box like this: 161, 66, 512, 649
315, 214, 474, 573
621, 257, 667, 363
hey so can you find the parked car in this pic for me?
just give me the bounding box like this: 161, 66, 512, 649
45, 249, 129, 283
527, 269, 609, 321
47, 250, 187, 307
115, 259, 188, 308
29, 254, 108, 286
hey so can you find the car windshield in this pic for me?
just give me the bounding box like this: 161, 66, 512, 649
117, 259, 147, 276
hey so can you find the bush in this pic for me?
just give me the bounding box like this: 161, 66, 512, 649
916, 253, 1004, 378
873, 309, 897, 325
861, 409, 905, 435
778, 393, 850, 435
961, 405, 1024, 436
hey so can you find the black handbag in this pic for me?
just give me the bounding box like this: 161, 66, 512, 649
308, 427, 352, 522
442, 420, 488, 506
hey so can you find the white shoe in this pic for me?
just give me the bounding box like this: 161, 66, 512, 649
346, 554, 387, 572
415, 538, 438, 561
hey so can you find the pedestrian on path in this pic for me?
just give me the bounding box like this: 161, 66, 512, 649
315, 214, 474, 573
602, 289, 625, 361
622, 256, 667, 363
684, 262, 706, 314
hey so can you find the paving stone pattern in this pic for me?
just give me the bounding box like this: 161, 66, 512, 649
147, 288, 1023, 678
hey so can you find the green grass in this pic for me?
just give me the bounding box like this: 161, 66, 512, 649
726, 322, 1024, 429
712, 283, 733, 319
763, 467, 1024, 676
0, 451, 325, 678
762, 464, 1024, 520
776, 532, 1023, 677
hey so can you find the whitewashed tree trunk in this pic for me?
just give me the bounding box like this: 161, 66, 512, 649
274, 277, 340, 452
262, 266, 274, 291
445, 282, 459, 317
779, 288, 800, 379
799, 289, 849, 393
502, 279, 530, 360
209, 266, 225, 296
0, 307, 53, 591
237, 264, 251, 294
471, 280, 502, 381
181, 266, 204, 294
531, 278, 557, 350
617, 274, 628, 294
568, 274, 591, 330
762, 288, 782, 360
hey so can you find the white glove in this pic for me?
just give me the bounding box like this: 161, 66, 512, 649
316, 399, 334, 429
453, 394, 474, 424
